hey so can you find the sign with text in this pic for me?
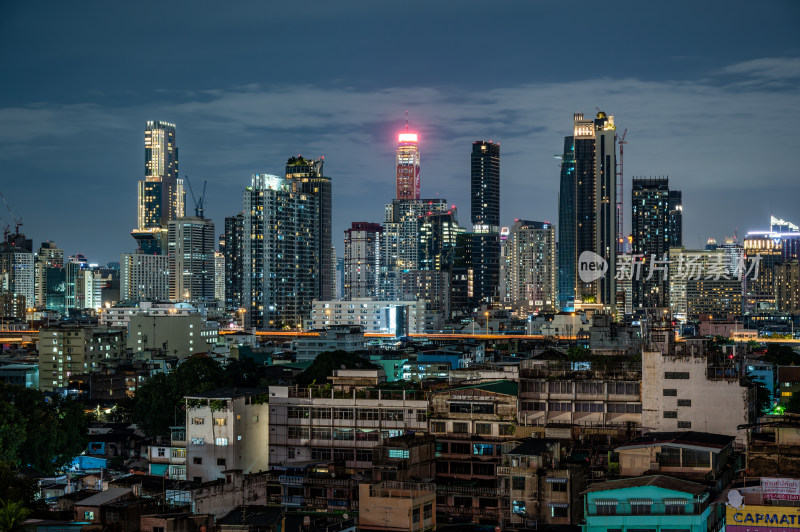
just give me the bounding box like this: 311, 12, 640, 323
763, 478, 800, 501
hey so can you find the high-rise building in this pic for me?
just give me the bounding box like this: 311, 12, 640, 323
120, 252, 170, 302
668, 190, 683, 247
557, 136, 576, 310
286, 156, 332, 301
34, 241, 63, 308
744, 217, 800, 311
133, 121, 184, 254
221, 213, 245, 309
775, 261, 800, 315
242, 172, 323, 329
343, 222, 382, 300
471, 141, 500, 230
382, 199, 451, 274
418, 210, 463, 272
0, 231, 34, 310
505, 220, 557, 315
469, 141, 501, 305
214, 252, 225, 303
167, 216, 215, 304
560, 112, 617, 308
631, 178, 671, 309
396, 127, 420, 200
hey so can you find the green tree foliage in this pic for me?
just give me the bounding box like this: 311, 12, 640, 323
764, 344, 800, 366
0, 500, 31, 532
752, 381, 773, 415
132, 356, 230, 438
0, 463, 40, 509
0, 384, 88, 473
296, 351, 378, 386
786, 393, 800, 415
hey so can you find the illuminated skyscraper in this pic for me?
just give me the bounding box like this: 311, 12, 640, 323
167, 216, 215, 304
133, 121, 184, 254
557, 136, 576, 309
631, 177, 671, 309
396, 126, 420, 200
506, 220, 557, 315
343, 222, 382, 300
559, 112, 617, 308
469, 141, 501, 304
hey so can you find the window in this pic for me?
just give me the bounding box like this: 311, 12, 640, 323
678, 421, 692, 429
473, 463, 494, 476
288, 406, 309, 418
595, 501, 617, 515
356, 449, 372, 462
575, 402, 604, 412
550, 481, 567, 492
512, 476, 526, 490
288, 427, 309, 439
452, 422, 469, 434
217, 458, 226, 466
193, 457, 202, 464
252, 415, 258, 423
190, 437, 204, 445
551, 505, 568, 518
157, 448, 166, 457
663, 389, 677, 396
423, 503, 433, 519
665, 372, 690, 379
475, 422, 492, 435
548, 402, 572, 412
576, 381, 604, 394
412, 508, 420, 523
215, 438, 228, 446
311, 448, 332, 461
334, 428, 354, 441
333, 449, 353, 462
499, 423, 515, 435
171, 449, 185, 458
548, 381, 573, 393
84, 511, 95, 520
311, 407, 331, 419
214, 418, 226, 426
663, 411, 678, 418
665, 499, 687, 515
677, 399, 692, 407
659, 446, 681, 467
311, 428, 331, 440
512, 500, 526, 514
473, 444, 494, 456
388, 449, 410, 459
683, 449, 710, 467
631, 500, 652, 515
432, 421, 446, 433
191, 417, 204, 425
450, 442, 470, 454
608, 382, 638, 395
333, 408, 354, 420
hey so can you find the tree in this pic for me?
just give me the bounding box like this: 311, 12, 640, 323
296, 351, 378, 386
764, 344, 800, 366
0, 500, 30, 532
0, 463, 40, 510
0, 404, 26, 466
786, 393, 800, 415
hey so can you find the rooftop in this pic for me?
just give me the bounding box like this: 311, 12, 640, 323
617, 431, 735, 451
447, 380, 518, 397
217, 505, 283, 526
184, 387, 268, 400
585, 475, 708, 496
508, 438, 560, 456
73, 487, 132, 507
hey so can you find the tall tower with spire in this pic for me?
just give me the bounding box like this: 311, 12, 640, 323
396, 112, 420, 200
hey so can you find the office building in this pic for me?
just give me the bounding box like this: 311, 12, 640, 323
744, 217, 800, 311
559, 112, 617, 308
286, 156, 333, 302
167, 216, 215, 304
505, 220, 557, 315
221, 213, 245, 309
418, 210, 463, 272
214, 251, 224, 302
120, 252, 170, 302
343, 222, 382, 300
308, 298, 426, 335
133, 121, 184, 254
242, 167, 326, 330
127, 308, 218, 356
396, 126, 420, 200
631, 178, 672, 309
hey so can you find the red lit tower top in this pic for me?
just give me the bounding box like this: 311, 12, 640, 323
396, 112, 420, 200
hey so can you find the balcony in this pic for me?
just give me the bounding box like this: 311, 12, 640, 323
497, 466, 511, 476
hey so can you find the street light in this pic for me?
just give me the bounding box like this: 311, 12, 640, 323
485, 311, 489, 335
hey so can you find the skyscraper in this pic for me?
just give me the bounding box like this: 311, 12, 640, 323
668, 190, 683, 248
631, 177, 671, 309
471, 141, 500, 230
343, 222, 382, 300
167, 216, 215, 304
396, 127, 420, 200
560, 112, 617, 308
243, 169, 326, 329
286, 156, 332, 301
557, 136, 576, 310
34, 241, 63, 307
0, 231, 34, 312
221, 213, 245, 309
469, 141, 501, 304
133, 121, 184, 254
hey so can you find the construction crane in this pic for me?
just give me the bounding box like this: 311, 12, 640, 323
615, 129, 628, 254
0, 191, 23, 241
183, 175, 207, 218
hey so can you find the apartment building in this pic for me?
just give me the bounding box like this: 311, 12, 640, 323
267, 385, 428, 477
185, 388, 269, 483
38, 324, 126, 392
147, 426, 187, 480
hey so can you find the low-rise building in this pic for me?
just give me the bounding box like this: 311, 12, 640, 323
294, 325, 366, 362
147, 426, 187, 480
185, 388, 269, 483
582, 475, 717, 532
358, 481, 436, 532
372, 433, 436, 482
128, 311, 218, 357
307, 298, 427, 334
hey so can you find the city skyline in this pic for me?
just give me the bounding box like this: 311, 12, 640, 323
1, 1, 799, 264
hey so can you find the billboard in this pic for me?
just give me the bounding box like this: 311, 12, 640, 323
727, 504, 800, 530
763, 478, 800, 501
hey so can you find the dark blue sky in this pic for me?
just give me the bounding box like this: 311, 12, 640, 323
2, 1, 799, 264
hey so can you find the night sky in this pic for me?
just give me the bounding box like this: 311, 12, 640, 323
2, 1, 799, 264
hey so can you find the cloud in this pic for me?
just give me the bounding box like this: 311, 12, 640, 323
1, 58, 799, 262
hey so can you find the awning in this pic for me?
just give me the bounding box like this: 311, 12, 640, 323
546, 477, 568, 483
594, 499, 618, 506
630, 498, 653, 505
664, 498, 688, 505
548, 502, 569, 508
